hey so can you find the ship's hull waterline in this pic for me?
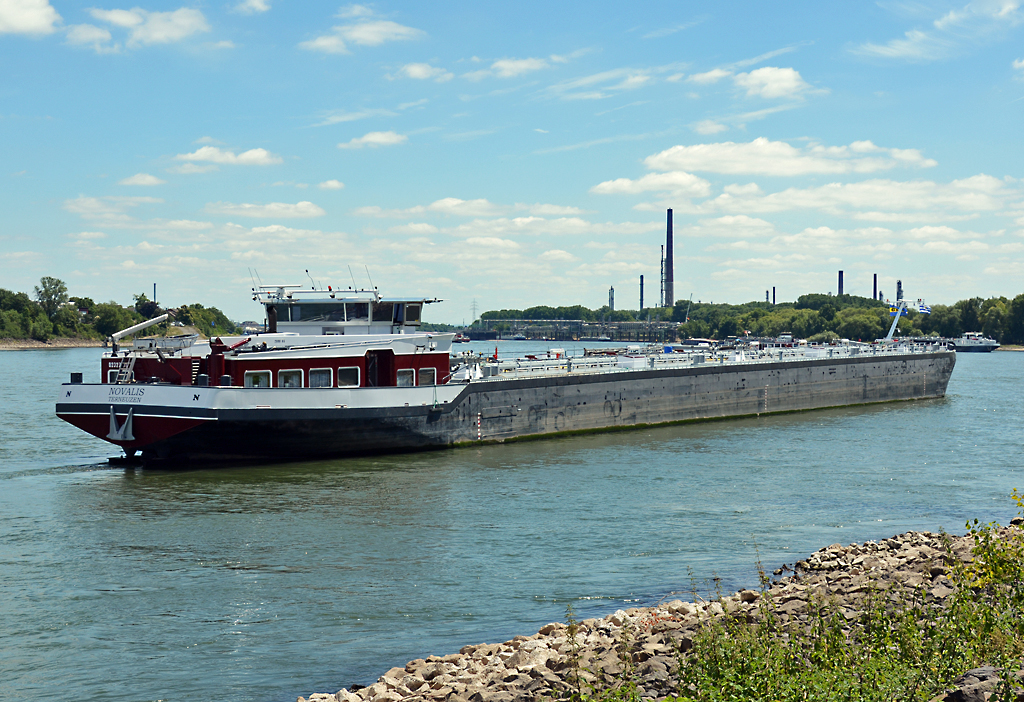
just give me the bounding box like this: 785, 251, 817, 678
57, 350, 956, 463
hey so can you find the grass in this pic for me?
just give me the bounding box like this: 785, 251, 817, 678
557, 490, 1024, 702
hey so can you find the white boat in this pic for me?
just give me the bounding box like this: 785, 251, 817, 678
953, 332, 1000, 353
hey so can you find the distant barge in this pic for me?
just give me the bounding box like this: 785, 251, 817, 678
56, 286, 957, 463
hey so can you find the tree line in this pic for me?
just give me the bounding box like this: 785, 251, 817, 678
0, 277, 238, 341
479, 291, 1024, 343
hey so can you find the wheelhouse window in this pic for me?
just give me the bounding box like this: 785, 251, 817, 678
397, 368, 414, 387
278, 369, 303, 388
347, 302, 369, 321
418, 367, 436, 386
372, 302, 394, 322
337, 367, 360, 387
289, 303, 346, 322
404, 303, 422, 324
244, 370, 272, 388
309, 368, 332, 388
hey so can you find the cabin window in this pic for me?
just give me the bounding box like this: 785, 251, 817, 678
309, 368, 332, 388
405, 303, 422, 324
347, 302, 369, 321
107, 369, 134, 383
372, 302, 393, 322
397, 368, 415, 387
279, 369, 303, 388
418, 367, 436, 386
244, 370, 272, 388
337, 367, 360, 387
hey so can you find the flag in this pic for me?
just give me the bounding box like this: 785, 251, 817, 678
889, 307, 908, 317
917, 305, 931, 313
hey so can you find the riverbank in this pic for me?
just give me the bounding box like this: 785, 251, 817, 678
0, 337, 103, 350
301, 521, 1024, 702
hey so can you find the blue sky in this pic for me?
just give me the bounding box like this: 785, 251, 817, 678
2, 1, 1023, 323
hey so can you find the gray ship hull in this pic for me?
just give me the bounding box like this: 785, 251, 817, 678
132, 349, 955, 462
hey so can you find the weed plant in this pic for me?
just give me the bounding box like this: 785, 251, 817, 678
559, 491, 1024, 702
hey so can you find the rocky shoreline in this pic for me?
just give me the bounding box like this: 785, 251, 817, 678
0, 337, 103, 350
300, 525, 1024, 702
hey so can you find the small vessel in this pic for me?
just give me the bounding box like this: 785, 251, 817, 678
56, 284, 957, 464
953, 332, 1000, 353
453, 332, 470, 343
511, 333, 527, 340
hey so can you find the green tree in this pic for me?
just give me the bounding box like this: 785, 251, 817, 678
1007, 293, 1024, 344
954, 297, 983, 332
33, 276, 68, 319
133, 292, 162, 319
93, 302, 141, 338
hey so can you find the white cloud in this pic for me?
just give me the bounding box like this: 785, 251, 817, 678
339, 19, 422, 45
300, 18, 423, 53
545, 67, 659, 99
854, 3, 1022, 62
119, 172, 166, 186
388, 222, 439, 235
318, 179, 345, 190
1015, 58, 1024, 71
338, 131, 407, 149
687, 68, 731, 85
234, 0, 269, 15
854, 30, 954, 61
312, 107, 397, 127
698, 176, 1010, 216
0, 0, 61, 35
355, 198, 584, 219
167, 162, 218, 174
299, 33, 348, 54
174, 145, 282, 165
87, 7, 209, 48
591, 171, 712, 197
395, 62, 453, 82
65, 24, 115, 52
464, 57, 549, 81
692, 119, 727, 135
732, 67, 812, 99
205, 201, 326, 218
525, 203, 584, 216
538, 249, 577, 262
643, 138, 938, 176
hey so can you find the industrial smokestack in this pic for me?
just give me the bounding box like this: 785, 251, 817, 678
897, 280, 903, 301
639, 275, 644, 311
873, 273, 877, 300
838, 270, 844, 297
772, 286, 776, 305
665, 209, 674, 307
609, 286, 615, 311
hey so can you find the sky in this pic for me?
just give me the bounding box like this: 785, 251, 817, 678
2, 1, 1024, 324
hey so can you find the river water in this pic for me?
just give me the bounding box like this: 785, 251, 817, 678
1, 344, 1021, 702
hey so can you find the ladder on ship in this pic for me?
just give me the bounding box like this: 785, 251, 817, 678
114, 354, 136, 384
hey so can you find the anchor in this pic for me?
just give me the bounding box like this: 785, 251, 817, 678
107, 406, 135, 442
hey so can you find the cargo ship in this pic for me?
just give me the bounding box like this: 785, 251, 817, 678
55, 286, 957, 464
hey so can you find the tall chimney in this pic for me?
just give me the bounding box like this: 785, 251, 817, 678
639, 275, 644, 311
873, 273, 877, 300
665, 209, 674, 307
772, 286, 776, 305
609, 286, 615, 311
897, 280, 903, 301
838, 270, 844, 297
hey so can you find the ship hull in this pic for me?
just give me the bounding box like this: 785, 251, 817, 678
56, 350, 956, 463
